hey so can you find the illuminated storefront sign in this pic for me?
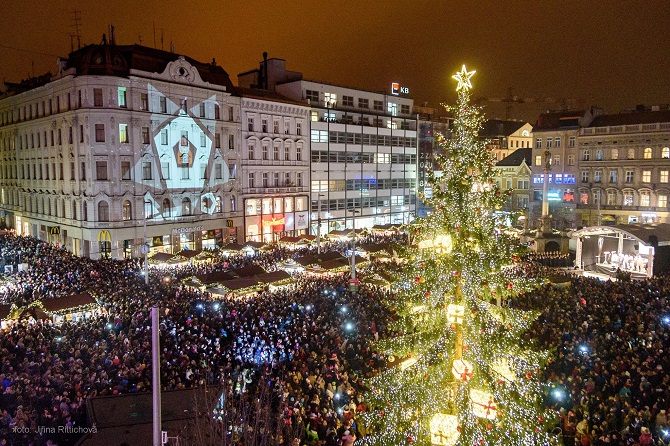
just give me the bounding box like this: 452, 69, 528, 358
262, 217, 285, 228
172, 226, 204, 234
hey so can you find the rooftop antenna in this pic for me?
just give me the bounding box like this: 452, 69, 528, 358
71, 10, 82, 49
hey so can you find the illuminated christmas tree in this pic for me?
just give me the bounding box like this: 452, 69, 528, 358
359, 66, 558, 446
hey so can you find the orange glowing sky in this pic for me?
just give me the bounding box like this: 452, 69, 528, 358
1, 0, 669, 121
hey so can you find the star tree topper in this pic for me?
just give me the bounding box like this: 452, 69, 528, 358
452, 64, 476, 91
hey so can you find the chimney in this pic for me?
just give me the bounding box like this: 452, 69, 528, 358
263, 52, 268, 90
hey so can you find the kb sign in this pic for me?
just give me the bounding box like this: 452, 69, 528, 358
391, 82, 410, 95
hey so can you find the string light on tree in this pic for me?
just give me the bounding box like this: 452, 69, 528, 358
358, 66, 558, 446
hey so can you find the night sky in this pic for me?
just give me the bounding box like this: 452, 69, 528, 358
1, 0, 668, 120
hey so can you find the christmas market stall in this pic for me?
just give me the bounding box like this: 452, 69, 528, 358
34, 292, 102, 324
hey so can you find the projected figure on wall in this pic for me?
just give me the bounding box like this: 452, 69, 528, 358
132, 59, 236, 222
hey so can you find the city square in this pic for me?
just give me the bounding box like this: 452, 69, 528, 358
0, 2, 669, 445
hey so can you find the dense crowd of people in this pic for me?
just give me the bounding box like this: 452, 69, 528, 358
514, 276, 670, 445
0, 230, 669, 446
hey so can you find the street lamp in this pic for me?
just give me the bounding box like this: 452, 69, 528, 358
316, 193, 325, 254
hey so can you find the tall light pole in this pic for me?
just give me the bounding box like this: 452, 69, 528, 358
349, 209, 360, 280
316, 193, 325, 254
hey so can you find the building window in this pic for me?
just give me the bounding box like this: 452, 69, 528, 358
121, 161, 131, 180
262, 145, 269, 160
181, 131, 188, 146
95, 124, 105, 142
554, 137, 561, 148
535, 138, 542, 149
568, 136, 575, 147
581, 171, 589, 183
342, 95, 354, 107
273, 119, 280, 134
162, 198, 171, 218
284, 146, 290, 161
401, 104, 410, 115
644, 147, 652, 159
580, 192, 589, 205
273, 172, 280, 187
324, 92, 337, 106
248, 144, 255, 160
229, 134, 234, 150
200, 132, 207, 147
660, 170, 668, 183
623, 191, 634, 206
94, 88, 103, 107
387, 102, 398, 116
639, 191, 650, 207
98, 201, 109, 221
296, 121, 302, 136
182, 198, 191, 216
627, 148, 635, 159
595, 149, 603, 161
181, 166, 190, 180
593, 189, 601, 205
582, 149, 590, 161
296, 146, 302, 161
547, 137, 553, 148
96, 161, 108, 180
553, 155, 561, 166
161, 162, 170, 180
642, 170, 651, 183
607, 190, 616, 205
297, 172, 303, 187
284, 120, 290, 135
229, 163, 237, 179
119, 124, 129, 143
142, 161, 152, 180
160, 96, 167, 113
248, 172, 255, 188
534, 155, 542, 166
215, 164, 222, 179
663, 147, 670, 159
273, 145, 280, 160
262, 172, 268, 187
141, 127, 150, 144
214, 104, 220, 120
658, 194, 667, 208
228, 106, 234, 121
122, 200, 132, 221
161, 129, 168, 145
373, 100, 384, 111
305, 90, 319, 103
609, 170, 618, 183
199, 103, 206, 118
215, 133, 221, 149
118, 87, 127, 108
140, 93, 149, 110
567, 154, 575, 166
594, 171, 602, 183
611, 148, 618, 160
625, 170, 634, 183
358, 98, 369, 109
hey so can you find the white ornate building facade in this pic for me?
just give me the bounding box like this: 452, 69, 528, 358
238, 89, 311, 242
0, 42, 242, 259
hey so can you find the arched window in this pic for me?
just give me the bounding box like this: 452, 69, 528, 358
644, 147, 652, 159
162, 198, 171, 218
98, 201, 109, 221
122, 200, 132, 221
663, 147, 670, 159
230, 195, 237, 213
83, 201, 88, 221
182, 197, 191, 216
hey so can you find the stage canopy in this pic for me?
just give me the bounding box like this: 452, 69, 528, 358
570, 224, 670, 278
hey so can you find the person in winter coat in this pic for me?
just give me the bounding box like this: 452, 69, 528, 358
639, 427, 653, 446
